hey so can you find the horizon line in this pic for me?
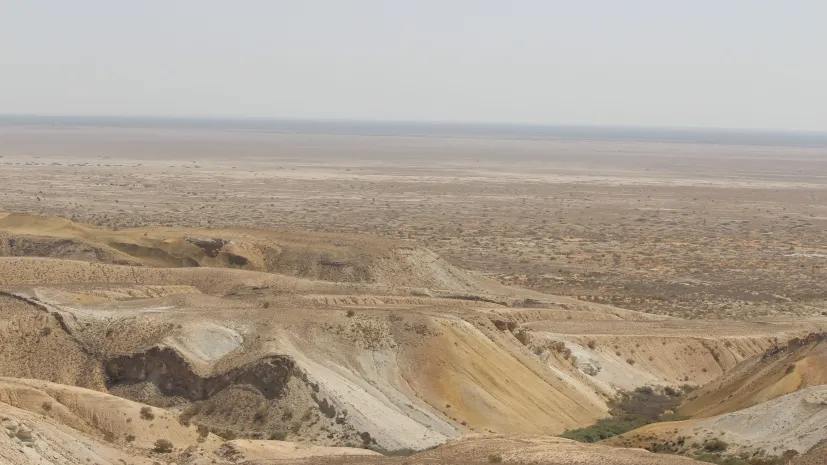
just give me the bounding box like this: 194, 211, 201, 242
2, 113, 827, 136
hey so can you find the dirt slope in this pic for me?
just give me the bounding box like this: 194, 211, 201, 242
2, 214, 826, 463
601, 334, 827, 460
0, 294, 104, 390
792, 440, 827, 465
255, 435, 707, 465
681, 332, 827, 418
0, 377, 375, 464
3, 271, 820, 452
608, 385, 827, 458
0, 213, 514, 292
0, 378, 709, 465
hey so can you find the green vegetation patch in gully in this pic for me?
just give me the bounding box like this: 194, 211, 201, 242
560, 386, 687, 443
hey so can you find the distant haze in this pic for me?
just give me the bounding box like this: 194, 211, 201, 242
2, 1, 826, 131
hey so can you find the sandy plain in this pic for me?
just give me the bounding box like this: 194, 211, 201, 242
2, 125, 826, 319
1, 125, 827, 464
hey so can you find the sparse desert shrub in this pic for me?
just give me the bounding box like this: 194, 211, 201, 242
41, 401, 52, 412
140, 406, 154, 420
103, 431, 116, 442
704, 438, 728, 452
587, 340, 597, 349
253, 407, 268, 423
214, 429, 236, 441
346, 309, 355, 317
153, 438, 174, 453
196, 424, 210, 438
178, 403, 200, 426
371, 447, 420, 456
262, 301, 270, 309
515, 329, 531, 345
301, 407, 314, 422
626, 358, 635, 365
488, 454, 503, 463
125, 434, 136, 443
269, 430, 286, 441
40, 327, 52, 337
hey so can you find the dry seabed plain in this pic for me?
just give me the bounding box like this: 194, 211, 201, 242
0, 126, 826, 464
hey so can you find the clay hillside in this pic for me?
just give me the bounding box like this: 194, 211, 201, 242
0, 213, 825, 464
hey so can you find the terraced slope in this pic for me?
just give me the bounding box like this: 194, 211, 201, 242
2, 258, 820, 453
1, 214, 825, 464
681, 332, 827, 418
608, 385, 827, 458
604, 333, 827, 460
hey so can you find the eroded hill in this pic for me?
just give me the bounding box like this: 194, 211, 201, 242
0, 214, 825, 464
604, 333, 827, 461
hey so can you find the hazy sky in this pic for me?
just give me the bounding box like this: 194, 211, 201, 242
2, 1, 826, 131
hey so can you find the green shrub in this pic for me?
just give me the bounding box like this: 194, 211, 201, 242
140, 406, 154, 420
196, 424, 210, 438
253, 407, 268, 423
704, 439, 728, 452
515, 330, 531, 345
153, 439, 173, 453
178, 403, 200, 426
560, 387, 685, 443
